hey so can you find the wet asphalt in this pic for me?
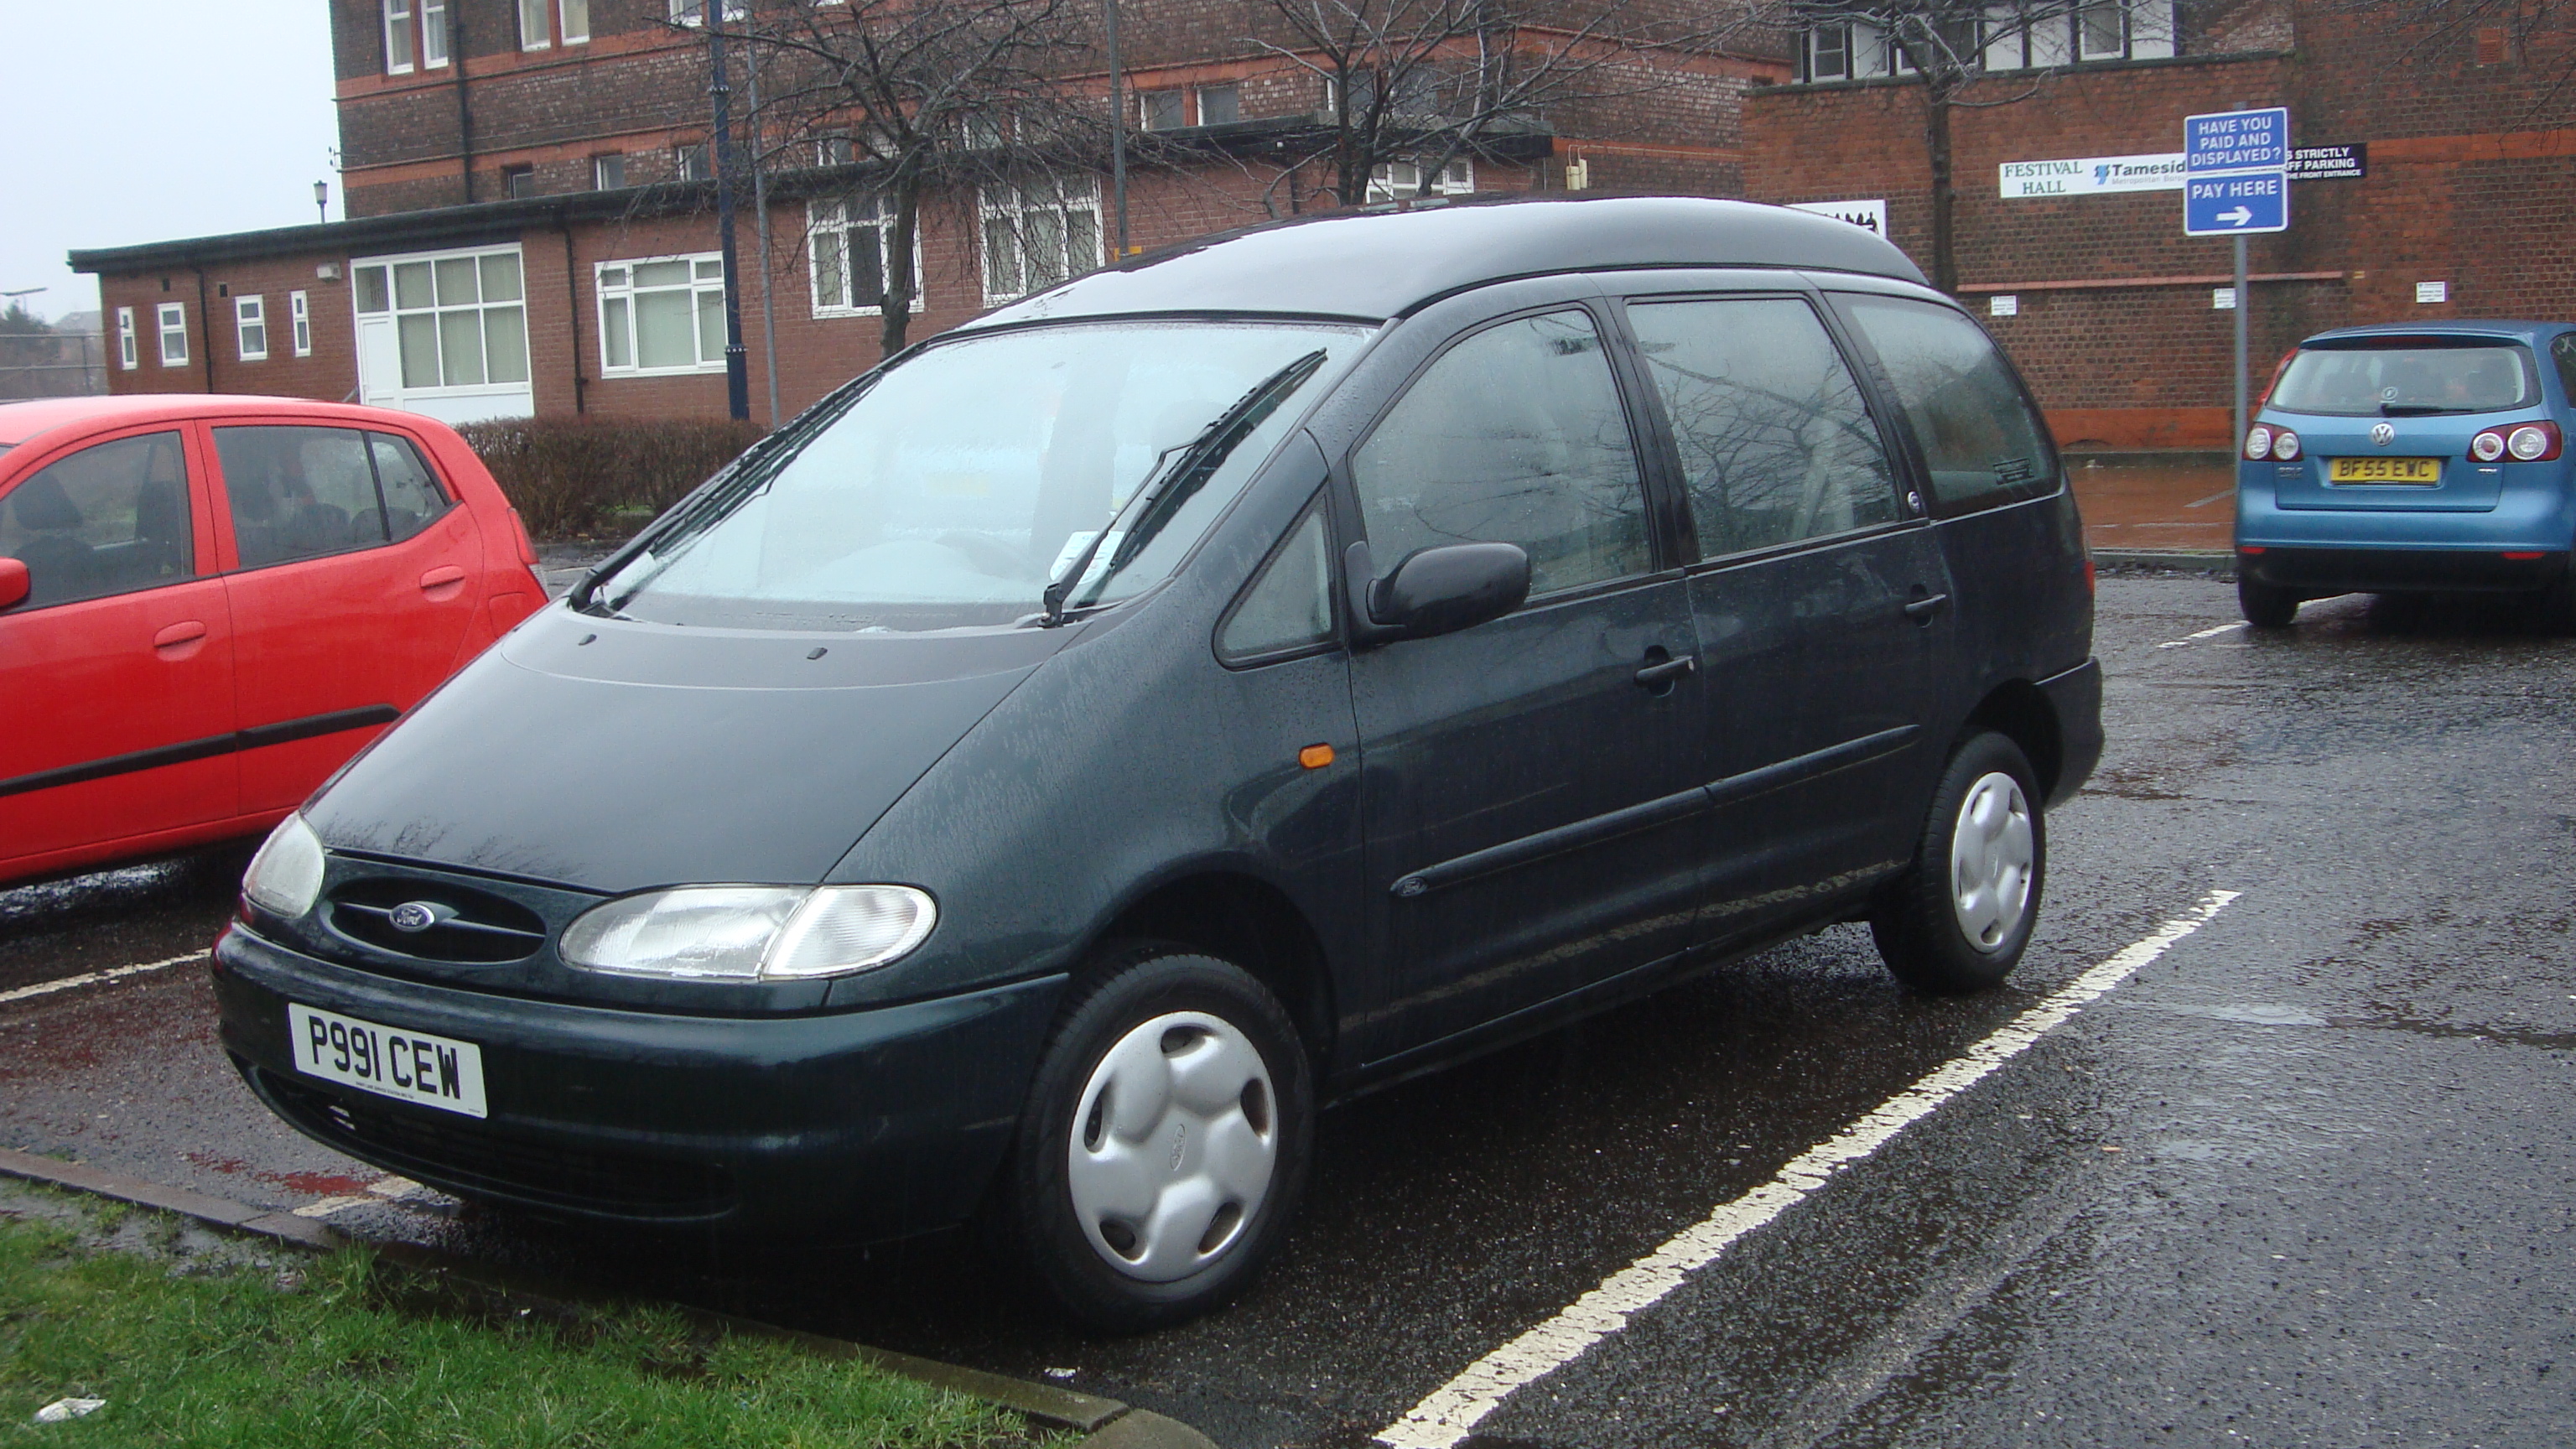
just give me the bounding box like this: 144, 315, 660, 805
4, 572, 2573, 1447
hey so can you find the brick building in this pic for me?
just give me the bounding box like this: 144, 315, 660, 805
1746, 0, 2576, 449
73, 0, 1777, 428
72, 1, 2573, 450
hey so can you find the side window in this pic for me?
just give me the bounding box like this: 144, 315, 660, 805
368, 432, 454, 543
1838, 294, 2057, 512
216, 426, 391, 569
0, 432, 196, 610
1219, 507, 1333, 662
1352, 309, 1649, 595
2553, 335, 2576, 405
1628, 297, 1898, 558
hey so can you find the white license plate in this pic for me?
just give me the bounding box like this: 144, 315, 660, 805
287, 1004, 487, 1119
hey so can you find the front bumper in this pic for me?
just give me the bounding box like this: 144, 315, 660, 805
2237, 546, 2568, 596
214, 924, 1064, 1237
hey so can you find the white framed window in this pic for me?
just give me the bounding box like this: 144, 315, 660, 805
563, 0, 589, 43
116, 308, 138, 370
1140, 89, 1186, 131
676, 143, 711, 181
667, 0, 746, 23
1197, 84, 1240, 125
289, 291, 313, 357
979, 178, 1103, 304
423, 0, 450, 68
592, 153, 626, 189
1806, 23, 1853, 80
351, 246, 532, 394
596, 255, 729, 375
817, 134, 857, 166
157, 303, 189, 366
384, 0, 415, 74
520, 0, 551, 49
2075, 0, 2127, 59
236, 296, 268, 361
809, 198, 922, 317
1366, 158, 1473, 201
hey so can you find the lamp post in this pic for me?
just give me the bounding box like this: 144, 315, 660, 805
314, 180, 329, 224
708, 3, 751, 421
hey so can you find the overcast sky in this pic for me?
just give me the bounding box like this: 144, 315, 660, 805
2, 7, 338, 326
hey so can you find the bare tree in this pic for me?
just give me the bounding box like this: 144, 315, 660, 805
713, 0, 1109, 356
1247, 0, 1754, 210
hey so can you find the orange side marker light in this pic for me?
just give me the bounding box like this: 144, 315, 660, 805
1299, 744, 1336, 770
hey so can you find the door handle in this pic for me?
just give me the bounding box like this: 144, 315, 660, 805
1633, 653, 1698, 688
418, 565, 468, 598
153, 621, 207, 650
1903, 592, 1951, 623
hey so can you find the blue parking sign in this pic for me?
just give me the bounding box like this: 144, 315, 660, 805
2185, 108, 2289, 174
2184, 171, 2288, 235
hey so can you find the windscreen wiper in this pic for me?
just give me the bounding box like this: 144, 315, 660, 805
1039, 348, 1328, 626
2379, 402, 2454, 417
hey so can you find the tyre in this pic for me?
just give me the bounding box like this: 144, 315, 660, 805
1005, 943, 1311, 1332
1872, 733, 2044, 995
2238, 575, 2299, 628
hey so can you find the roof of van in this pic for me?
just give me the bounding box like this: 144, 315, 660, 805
968, 195, 1929, 330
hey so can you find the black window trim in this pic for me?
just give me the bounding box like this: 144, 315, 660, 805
0, 424, 205, 614
1214, 487, 1345, 670
207, 422, 457, 576
1820, 288, 2065, 522
1332, 296, 1681, 617
1607, 286, 1924, 573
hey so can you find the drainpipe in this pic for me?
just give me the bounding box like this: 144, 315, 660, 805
748, 44, 781, 428
194, 263, 215, 393
560, 215, 585, 414
453, 5, 475, 203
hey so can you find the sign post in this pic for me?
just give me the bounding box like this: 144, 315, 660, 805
2184, 106, 2289, 455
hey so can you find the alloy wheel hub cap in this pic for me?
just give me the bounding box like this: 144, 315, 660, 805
1067, 1010, 1277, 1282
1950, 771, 2034, 950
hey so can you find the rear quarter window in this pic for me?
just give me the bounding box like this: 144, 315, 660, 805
1837, 293, 2058, 515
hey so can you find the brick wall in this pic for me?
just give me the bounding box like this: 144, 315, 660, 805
1746, 0, 2576, 447
96, 260, 361, 404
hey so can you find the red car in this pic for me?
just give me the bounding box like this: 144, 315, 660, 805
0, 396, 544, 886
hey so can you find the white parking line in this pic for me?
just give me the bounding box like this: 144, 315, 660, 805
292, 1175, 430, 1218
0, 952, 205, 1006
2156, 621, 2248, 648
1374, 890, 2242, 1449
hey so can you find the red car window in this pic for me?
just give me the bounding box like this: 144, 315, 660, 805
0, 430, 196, 609
366, 431, 454, 543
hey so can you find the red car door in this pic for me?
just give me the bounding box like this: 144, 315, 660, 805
0, 424, 237, 872
208, 420, 484, 814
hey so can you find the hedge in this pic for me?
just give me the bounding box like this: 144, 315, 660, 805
457, 417, 766, 542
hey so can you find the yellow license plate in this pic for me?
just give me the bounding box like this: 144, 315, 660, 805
2329, 456, 2442, 485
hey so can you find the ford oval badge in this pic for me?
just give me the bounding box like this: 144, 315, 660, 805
388, 901, 443, 933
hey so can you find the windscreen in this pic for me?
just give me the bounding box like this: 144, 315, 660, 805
590, 319, 1362, 631
2269, 341, 2537, 416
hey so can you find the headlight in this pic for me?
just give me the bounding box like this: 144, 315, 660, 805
560, 885, 936, 980
242, 814, 326, 919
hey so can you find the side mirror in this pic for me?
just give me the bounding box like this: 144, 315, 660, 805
1345, 540, 1530, 645
0, 558, 27, 613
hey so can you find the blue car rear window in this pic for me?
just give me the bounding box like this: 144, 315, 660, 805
2271, 341, 2537, 416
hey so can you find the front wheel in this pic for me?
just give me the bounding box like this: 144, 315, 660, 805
1006, 944, 1311, 1332
2239, 576, 2299, 628
1872, 733, 2044, 995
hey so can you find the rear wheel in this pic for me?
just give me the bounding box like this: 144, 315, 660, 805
1872, 732, 2044, 995
2239, 576, 2299, 628
1006, 944, 1311, 1332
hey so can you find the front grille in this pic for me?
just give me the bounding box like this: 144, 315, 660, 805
327, 878, 548, 964
254, 1069, 735, 1220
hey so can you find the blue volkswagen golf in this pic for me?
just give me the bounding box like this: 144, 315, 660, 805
2235, 321, 2576, 627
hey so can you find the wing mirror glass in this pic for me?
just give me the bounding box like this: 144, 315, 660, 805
0, 558, 28, 612
1345, 540, 1530, 645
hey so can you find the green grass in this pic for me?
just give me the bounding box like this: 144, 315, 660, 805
0, 1212, 1028, 1448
